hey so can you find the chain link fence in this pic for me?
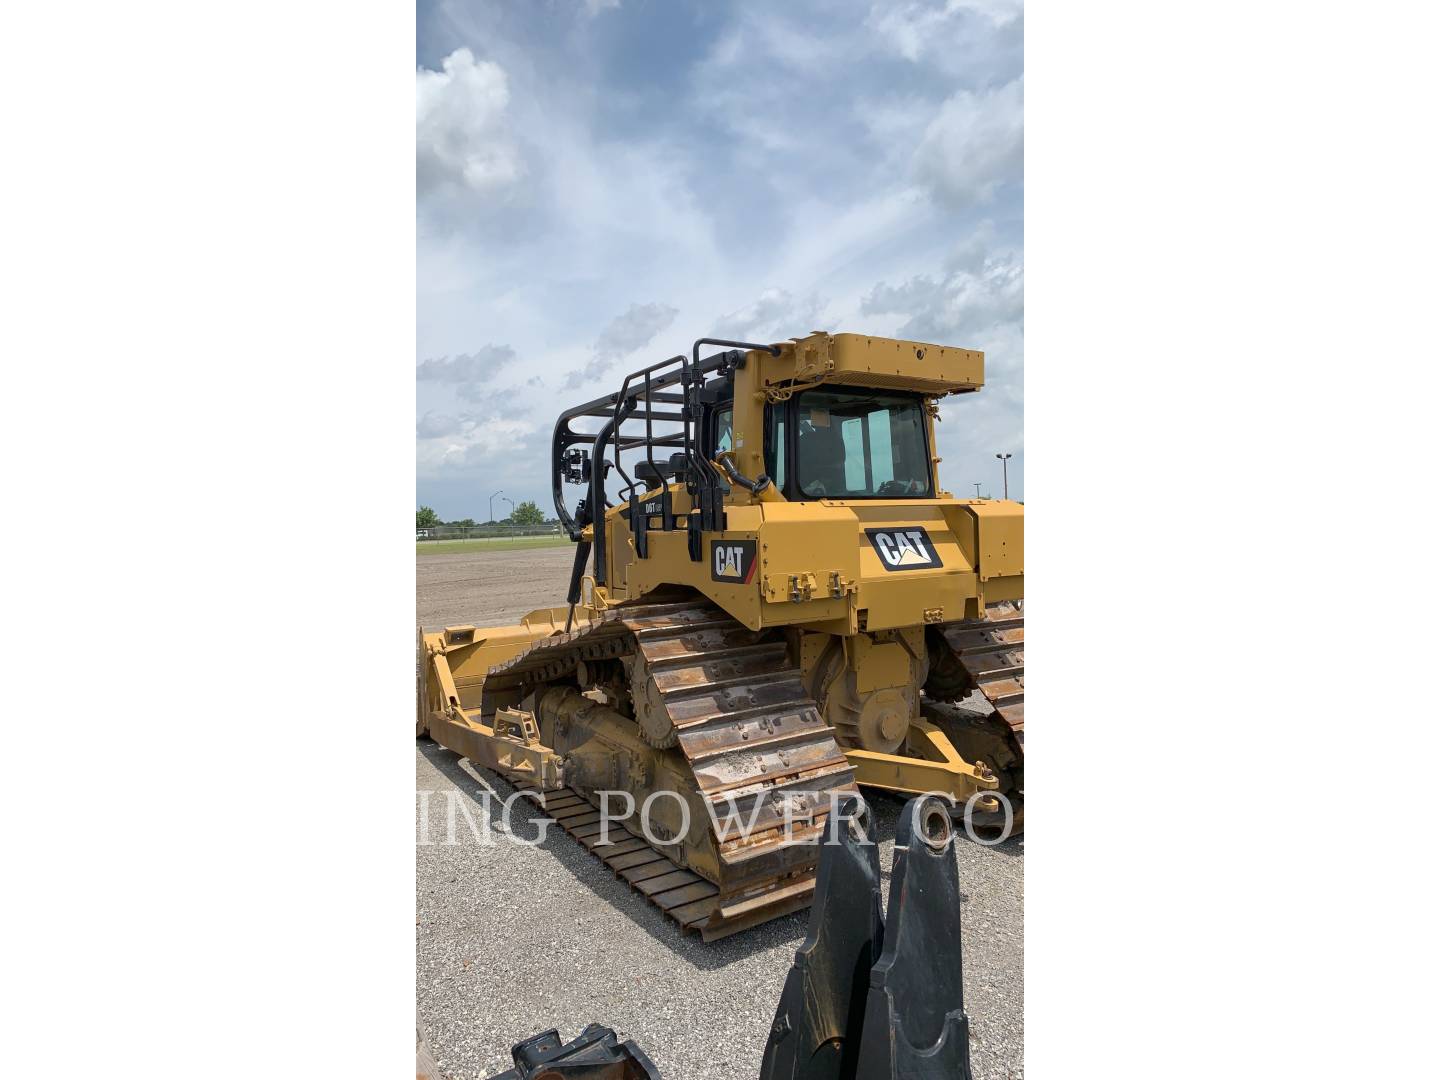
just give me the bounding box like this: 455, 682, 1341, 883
415, 523, 564, 542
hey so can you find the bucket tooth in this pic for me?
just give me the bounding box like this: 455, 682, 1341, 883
853, 797, 973, 1080
759, 795, 883, 1080
484, 799, 977, 1078
762, 795, 974, 1080
485, 1023, 661, 1080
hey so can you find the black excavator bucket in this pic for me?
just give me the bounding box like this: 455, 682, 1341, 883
486, 1023, 662, 1080
758, 795, 884, 1080
852, 797, 973, 1080
485, 796, 973, 1080
761, 794, 973, 1080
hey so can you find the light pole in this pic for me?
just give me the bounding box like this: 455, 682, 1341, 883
489, 489, 503, 523
973, 482, 983, 499
503, 497, 515, 520
995, 453, 1012, 500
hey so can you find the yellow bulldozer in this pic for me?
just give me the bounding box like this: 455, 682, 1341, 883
418, 332, 1023, 940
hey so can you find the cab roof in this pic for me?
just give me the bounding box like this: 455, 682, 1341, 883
759, 332, 983, 397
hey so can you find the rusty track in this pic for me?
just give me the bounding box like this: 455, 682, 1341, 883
934, 600, 1024, 749
479, 596, 858, 940
516, 783, 819, 941
924, 600, 1025, 830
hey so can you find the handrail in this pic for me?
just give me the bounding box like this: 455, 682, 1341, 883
612, 353, 687, 497
551, 335, 783, 576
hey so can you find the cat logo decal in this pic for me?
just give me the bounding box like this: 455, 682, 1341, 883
865, 528, 941, 572
710, 539, 758, 583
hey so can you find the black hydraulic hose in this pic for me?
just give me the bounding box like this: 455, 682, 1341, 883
589, 415, 617, 587
564, 538, 592, 632
718, 455, 772, 495
564, 498, 593, 632
688, 338, 782, 522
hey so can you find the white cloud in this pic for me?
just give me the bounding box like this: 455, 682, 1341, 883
595, 302, 680, 362
416, 411, 462, 439
869, 0, 1023, 62
416, 414, 537, 476
564, 302, 679, 389
415, 4, 1025, 514
861, 246, 1022, 351
416, 48, 524, 200
862, 240, 1024, 496
712, 288, 829, 344
456, 374, 543, 407
416, 344, 518, 382
912, 78, 1023, 208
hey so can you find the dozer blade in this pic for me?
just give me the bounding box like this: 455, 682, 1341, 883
486, 1024, 662, 1080
853, 797, 973, 1080
759, 796, 883, 1080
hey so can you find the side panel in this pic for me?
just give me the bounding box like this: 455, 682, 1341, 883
613, 502, 770, 628
603, 491, 1022, 633
753, 501, 858, 628
944, 500, 1024, 606
845, 503, 979, 630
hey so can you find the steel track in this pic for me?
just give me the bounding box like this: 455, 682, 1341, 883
480, 597, 858, 940
933, 600, 1025, 749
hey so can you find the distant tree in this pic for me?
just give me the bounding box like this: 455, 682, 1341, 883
449, 518, 477, 528
416, 506, 440, 528
508, 500, 545, 525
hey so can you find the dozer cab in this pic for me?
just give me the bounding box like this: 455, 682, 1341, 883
419, 332, 1023, 939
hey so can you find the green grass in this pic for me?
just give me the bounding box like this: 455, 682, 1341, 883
416, 535, 572, 555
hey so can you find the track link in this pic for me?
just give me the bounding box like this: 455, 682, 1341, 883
933, 601, 1024, 746
516, 783, 819, 941
479, 596, 858, 939
924, 600, 1025, 827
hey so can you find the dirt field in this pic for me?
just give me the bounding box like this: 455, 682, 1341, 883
417, 546, 576, 630
417, 546, 1024, 1080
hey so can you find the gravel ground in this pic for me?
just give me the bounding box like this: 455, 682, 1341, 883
417, 547, 1024, 1079
417, 547, 577, 631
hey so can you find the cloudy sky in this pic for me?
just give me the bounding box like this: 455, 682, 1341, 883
417, 0, 1023, 520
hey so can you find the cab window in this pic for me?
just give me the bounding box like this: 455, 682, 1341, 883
793, 388, 931, 498
714, 404, 785, 491
766, 407, 785, 491
714, 407, 733, 454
